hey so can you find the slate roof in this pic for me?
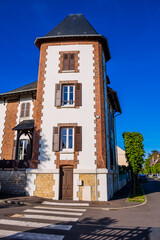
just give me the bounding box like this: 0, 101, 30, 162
13, 120, 34, 130
35, 14, 111, 61
45, 14, 98, 37
0, 81, 37, 98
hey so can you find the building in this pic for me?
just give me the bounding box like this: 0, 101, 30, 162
117, 146, 128, 167
0, 14, 121, 201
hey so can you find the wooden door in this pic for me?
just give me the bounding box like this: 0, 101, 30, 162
60, 166, 73, 200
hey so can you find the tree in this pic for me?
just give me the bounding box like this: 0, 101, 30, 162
144, 158, 151, 173
123, 132, 145, 194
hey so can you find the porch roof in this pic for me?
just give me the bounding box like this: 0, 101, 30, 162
12, 120, 34, 131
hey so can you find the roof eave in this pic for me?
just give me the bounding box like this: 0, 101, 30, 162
0, 89, 37, 100
35, 35, 111, 62
107, 87, 122, 114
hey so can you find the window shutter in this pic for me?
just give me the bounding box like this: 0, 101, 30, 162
63, 54, 69, 70
55, 84, 61, 107
12, 140, 17, 160
69, 53, 75, 70
52, 127, 60, 152
25, 102, 31, 117
75, 83, 82, 106
75, 126, 82, 151
20, 103, 25, 118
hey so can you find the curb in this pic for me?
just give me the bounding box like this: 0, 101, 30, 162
0, 200, 35, 206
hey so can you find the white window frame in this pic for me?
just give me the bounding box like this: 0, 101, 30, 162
62, 85, 75, 107
20, 102, 31, 118
18, 139, 28, 160
60, 128, 74, 152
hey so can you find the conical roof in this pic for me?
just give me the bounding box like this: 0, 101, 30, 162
45, 14, 98, 37
35, 14, 111, 61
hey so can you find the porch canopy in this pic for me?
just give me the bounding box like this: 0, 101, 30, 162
12, 119, 34, 131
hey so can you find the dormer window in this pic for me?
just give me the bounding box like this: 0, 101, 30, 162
20, 102, 31, 118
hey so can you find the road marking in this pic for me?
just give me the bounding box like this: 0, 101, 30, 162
24, 209, 83, 216
42, 201, 89, 206
0, 219, 72, 230
34, 206, 86, 212
21, 214, 78, 222
0, 230, 64, 240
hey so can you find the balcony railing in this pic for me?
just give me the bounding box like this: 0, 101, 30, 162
0, 159, 31, 169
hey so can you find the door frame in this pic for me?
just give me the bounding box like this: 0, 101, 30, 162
59, 165, 73, 200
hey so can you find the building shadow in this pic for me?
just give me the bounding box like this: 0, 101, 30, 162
0, 216, 151, 240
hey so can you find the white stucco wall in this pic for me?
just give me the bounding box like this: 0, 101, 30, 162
26, 173, 36, 196
0, 102, 6, 159
117, 146, 128, 166
38, 44, 96, 171
97, 172, 108, 201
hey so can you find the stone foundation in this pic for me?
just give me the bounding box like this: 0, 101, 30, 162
0, 170, 26, 195
34, 174, 55, 199
78, 174, 96, 201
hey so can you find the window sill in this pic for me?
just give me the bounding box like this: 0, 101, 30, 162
61, 105, 75, 108
61, 70, 76, 73
59, 151, 74, 154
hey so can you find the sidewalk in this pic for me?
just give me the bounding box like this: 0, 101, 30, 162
0, 183, 143, 209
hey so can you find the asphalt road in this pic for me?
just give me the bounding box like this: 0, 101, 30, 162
65, 178, 160, 240
0, 178, 159, 239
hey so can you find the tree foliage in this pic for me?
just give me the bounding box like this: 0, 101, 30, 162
123, 132, 145, 174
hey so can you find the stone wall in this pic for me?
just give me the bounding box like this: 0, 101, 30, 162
0, 170, 26, 195
78, 174, 96, 201
34, 173, 55, 199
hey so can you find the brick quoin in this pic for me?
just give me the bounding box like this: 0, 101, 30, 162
93, 42, 107, 168
1, 101, 18, 160
31, 40, 106, 169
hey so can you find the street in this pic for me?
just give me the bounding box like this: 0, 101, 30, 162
0, 178, 159, 239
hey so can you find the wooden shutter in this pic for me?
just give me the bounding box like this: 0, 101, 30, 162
25, 102, 31, 117
69, 53, 75, 70
75, 126, 82, 151
55, 84, 61, 107
12, 140, 17, 160
63, 53, 69, 70
75, 83, 82, 106
52, 127, 60, 152
20, 103, 25, 118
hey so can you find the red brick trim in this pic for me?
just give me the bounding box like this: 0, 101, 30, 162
55, 152, 79, 169
1, 101, 18, 160
31, 45, 48, 168
93, 42, 107, 168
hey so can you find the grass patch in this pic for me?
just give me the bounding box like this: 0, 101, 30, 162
127, 182, 145, 203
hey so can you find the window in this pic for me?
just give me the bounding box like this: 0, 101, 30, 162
55, 83, 82, 107
61, 128, 74, 151
52, 126, 82, 152
20, 102, 31, 118
63, 53, 75, 71
62, 85, 74, 106
18, 139, 28, 160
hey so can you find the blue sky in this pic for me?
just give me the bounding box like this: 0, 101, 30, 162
0, 0, 160, 156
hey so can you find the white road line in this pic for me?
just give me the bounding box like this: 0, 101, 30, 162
0, 230, 64, 240
34, 206, 86, 212
22, 214, 78, 222
42, 201, 89, 206
24, 209, 83, 216
0, 219, 72, 230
